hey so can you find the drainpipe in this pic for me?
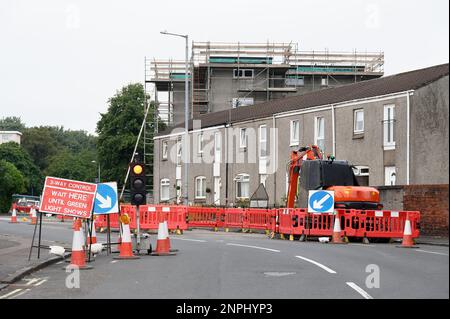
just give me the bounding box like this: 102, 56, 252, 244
272, 114, 277, 207
331, 104, 336, 156
406, 92, 412, 185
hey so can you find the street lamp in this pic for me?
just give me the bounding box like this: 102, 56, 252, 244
91, 160, 101, 183
160, 30, 189, 206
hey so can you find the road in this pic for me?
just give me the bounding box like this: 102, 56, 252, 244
0, 217, 448, 299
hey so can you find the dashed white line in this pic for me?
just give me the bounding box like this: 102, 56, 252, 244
10, 289, 31, 299
346, 282, 373, 299
171, 238, 207, 242
415, 249, 449, 256
110, 260, 118, 263
226, 243, 280, 253
25, 278, 40, 286
0, 289, 23, 299
295, 255, 337, 274
34, 279, 47, 286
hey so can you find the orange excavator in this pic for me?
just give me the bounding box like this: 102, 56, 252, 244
286, 145, 381, 210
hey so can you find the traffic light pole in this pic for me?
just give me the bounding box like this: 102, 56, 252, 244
135, 205, 141, 252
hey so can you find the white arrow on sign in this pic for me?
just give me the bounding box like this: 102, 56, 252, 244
96, 193, 112, 209
313, 193, 331, 210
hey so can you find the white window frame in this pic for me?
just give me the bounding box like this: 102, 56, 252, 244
383, 104, 396, 150
197, 133, 203, 154
195, 176, 207, 199
290, 120, 300, 146
259, 125, 267, 158
239, 128, 247, 149
235, 173, 250, 199
232, 97, 254, 108
353, 109, 364, 134
321, 77, 328, 86
214, 132, 221, 163
162, 141, 168, 160
384, 166, 397, 186
260, 174, 268, 187
314, 117, 325, 151
160, 179, 170, 202
233, 69, 254, 79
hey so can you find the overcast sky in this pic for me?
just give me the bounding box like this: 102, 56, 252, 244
1, 0, 448, 134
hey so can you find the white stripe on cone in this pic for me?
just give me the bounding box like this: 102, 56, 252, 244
122, 224, 132, 243
333, 216, 341, 232
91, 220, 97, 238
12, 209, 17, 217
72, 229, 84, 251
164, 221, 169, 238
403, 220, 412, 236
157, 222, 166, 240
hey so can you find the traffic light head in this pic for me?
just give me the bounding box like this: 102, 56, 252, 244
130, 161, 146, 206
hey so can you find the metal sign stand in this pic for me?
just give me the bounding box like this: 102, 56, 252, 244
135, 205, 140, 253
28, 210, 44, 261
87, 212, 94, 262
106, 214, 111, 255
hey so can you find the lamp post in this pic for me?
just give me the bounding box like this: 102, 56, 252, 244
91, 160, 101, 183
160, 30, 189, 206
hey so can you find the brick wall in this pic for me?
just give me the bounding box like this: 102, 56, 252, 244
377, 184, 449, 237
403, 185, 449, 237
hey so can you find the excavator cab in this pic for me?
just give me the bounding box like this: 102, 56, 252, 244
297, 160, 381, 210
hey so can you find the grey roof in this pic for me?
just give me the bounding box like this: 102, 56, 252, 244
158, 63, 449, 136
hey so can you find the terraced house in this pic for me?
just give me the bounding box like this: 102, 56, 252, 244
153, 63, 449, 207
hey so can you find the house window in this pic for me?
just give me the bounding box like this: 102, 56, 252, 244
259, 125, 267, 158
290, 120, 300, 146
385, 166, 396, 186
160, 179, 170, 202
162, 141, 168, 160
197, 133, 203, 154
321, 77, 328, 86
239, 128, 247, 148
354, 109, 364, 134
235, 174, 250, 199
195, 176, 206, 199
383, 105, 395, 150
314, 117, 325, 151
233, 69, 254, 78
232, 97, 254, 108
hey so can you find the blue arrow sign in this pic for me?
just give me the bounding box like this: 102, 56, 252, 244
94, 182, 118, 215
308, 190, 335, 213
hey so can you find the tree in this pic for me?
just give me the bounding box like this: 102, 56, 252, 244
0, 142, 43, 195
96, 83, 146, 188
0, 160, 26, 213
21, 127, 58, 170
0, 116, 26, 131
44, 151, 96, 182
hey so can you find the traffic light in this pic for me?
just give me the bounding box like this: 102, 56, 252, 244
130, 161, 146, 206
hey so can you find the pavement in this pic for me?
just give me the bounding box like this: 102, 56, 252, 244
0, 216, 448, 299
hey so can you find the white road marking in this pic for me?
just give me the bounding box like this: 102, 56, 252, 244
25, 278, 40, 286
171, 238, 207, 242
349, 243, 375, 247
295, 255, 337, 274
110, 260, 118, 263
0, 289, 23, 299
56, 261, 63, 265
34, 279, 47, 286
346, 282, 373, 299
226, 243, 280, 253
11, 289, 31, 299
415, 249, 449, 256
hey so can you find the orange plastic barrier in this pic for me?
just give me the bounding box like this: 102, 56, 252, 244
245, 209, 272, 230
223, 209, 245, 229
187, 206, 221, 228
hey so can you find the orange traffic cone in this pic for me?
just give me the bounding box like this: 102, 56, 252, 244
397, 216, 419, 248
87, 218, 97, 244
67, 219, 92, 269
30, 207, 37, 225
151, 222, 176, 256
114, 214, 139, 259
331, 215, 346, 244
9, 206, 17, 223
164, 221, 178, 252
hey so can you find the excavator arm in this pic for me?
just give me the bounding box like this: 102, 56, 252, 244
286, 145, 322, 208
